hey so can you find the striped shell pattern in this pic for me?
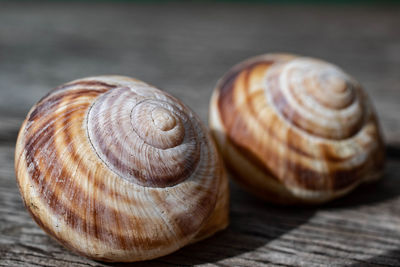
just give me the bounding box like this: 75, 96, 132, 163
15, 76, 229, 262
209, 54, 385, 204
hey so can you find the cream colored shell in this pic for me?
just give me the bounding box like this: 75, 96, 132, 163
15, 76, 229, 262
209, 54, 385, 204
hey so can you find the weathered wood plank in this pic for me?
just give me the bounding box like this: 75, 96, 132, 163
2, 136, 400, 266
0, 2, 399, 142
0, 2, 400, 266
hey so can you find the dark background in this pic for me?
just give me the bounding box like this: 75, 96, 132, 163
1, 2, 400, 266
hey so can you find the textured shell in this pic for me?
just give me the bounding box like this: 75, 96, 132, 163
15, 76, 229, 262
209, 54, 385, 204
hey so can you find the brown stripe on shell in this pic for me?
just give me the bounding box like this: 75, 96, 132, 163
16, 76, 226, 262
218, 63, 316, 164
22, 89, 181, 251
53, 80, 117, 93
59, 101, 137, 247
25, 94, 133, 203
215, 55, 385, 192
19, 191, 88, 260
24, 92, 157, 251
267, 69, 366, 140
32, 81, 116, 109
218, 60, 274, 102
24, 93, 128, 246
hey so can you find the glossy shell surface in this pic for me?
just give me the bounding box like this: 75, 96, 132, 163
209, 54, 385, 204
15, 76, 229, 262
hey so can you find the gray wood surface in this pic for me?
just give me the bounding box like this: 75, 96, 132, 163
1, 2, 400, 266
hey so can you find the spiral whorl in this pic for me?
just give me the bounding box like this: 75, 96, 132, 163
15, 76, 229, 262
87, 85, 201, 188
266, 57, 364, 139
210, 54, 385, 204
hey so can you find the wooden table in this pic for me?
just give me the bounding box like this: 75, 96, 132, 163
1, 2, 399, 266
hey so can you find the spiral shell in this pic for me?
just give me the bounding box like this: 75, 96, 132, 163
15, 76, 229, 262
209, 54, 385, 204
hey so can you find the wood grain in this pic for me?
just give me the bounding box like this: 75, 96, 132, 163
0, 2, 399, 266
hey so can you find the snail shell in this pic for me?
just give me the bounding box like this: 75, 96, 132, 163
15, 76, 229, 262
209, 54, 385, 204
